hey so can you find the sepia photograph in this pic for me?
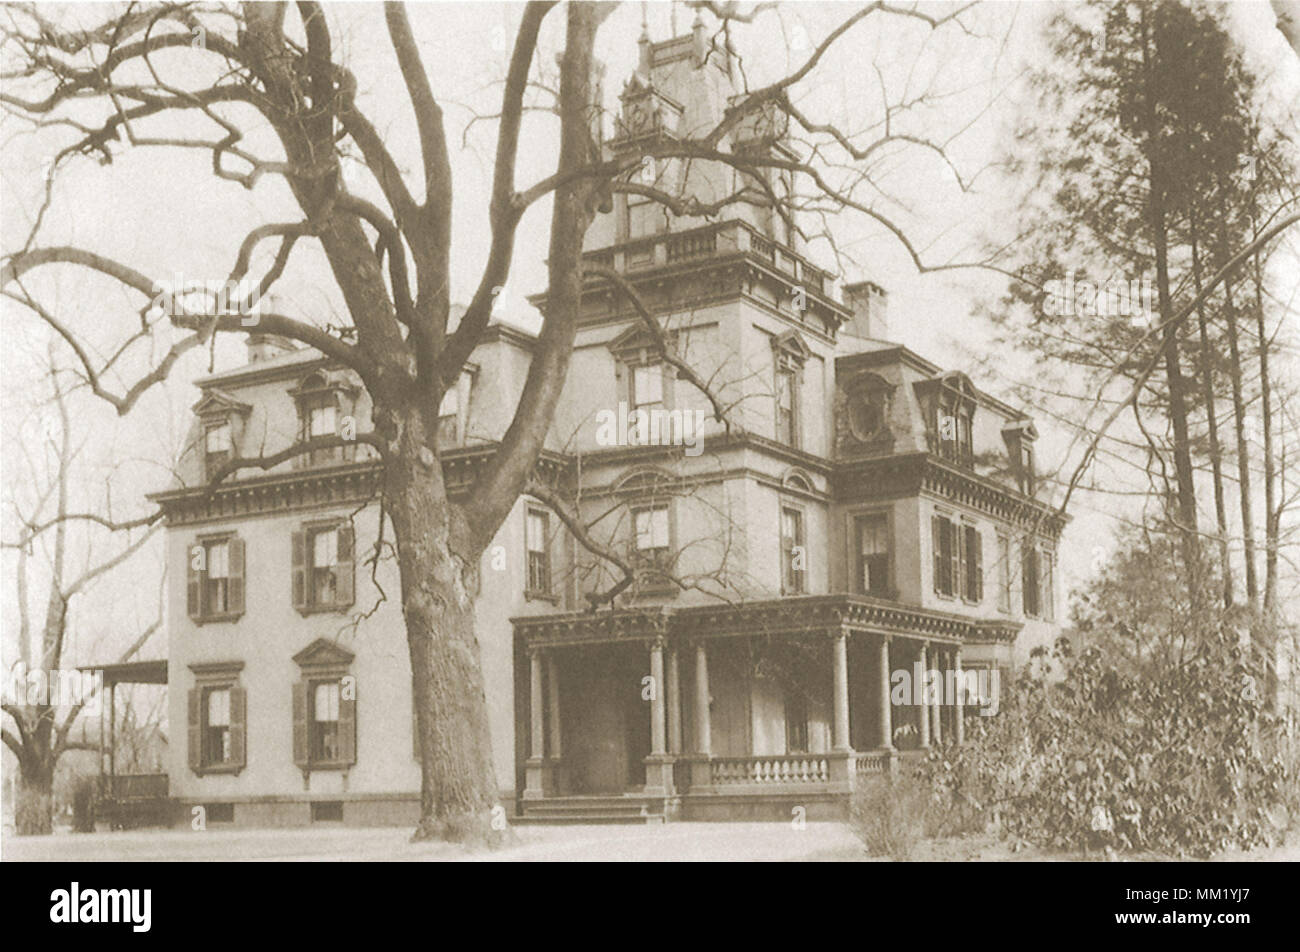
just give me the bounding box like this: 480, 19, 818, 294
0, 0, 1297, 912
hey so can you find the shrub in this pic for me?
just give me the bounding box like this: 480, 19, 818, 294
917, 630, 1292, 858
849, 773, 946, 860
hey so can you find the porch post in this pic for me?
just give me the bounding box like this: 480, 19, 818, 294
954, 647, 964, 745
832, 631, 850, 751
918, 642, 930, 749
931, 646, 944, 746
694, 641, 712, 755
688, 640, 714, 792
524, 647, 553, 799
878, 635, 893, 749
545, 652, 565, 794
644, 637, 674, 797
827, 629, 854, 793
666, 647, 682, 755
108, 681, 116, 779
649, 640, 667, 756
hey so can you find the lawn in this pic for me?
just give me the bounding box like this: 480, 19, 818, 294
4, 822, 1296, 862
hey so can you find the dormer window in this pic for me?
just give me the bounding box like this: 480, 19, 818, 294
1003, 419, 1039, 495
923, 372, 976, 466
291, 371, 357, 468
204, 421, 233, 480
192, 389, 251, 483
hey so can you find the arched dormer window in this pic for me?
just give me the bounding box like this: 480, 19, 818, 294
289, 370, 358, 468
924, 372, 976, 465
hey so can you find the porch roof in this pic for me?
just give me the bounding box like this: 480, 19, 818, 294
76, 659, 168, 686
512, 595, 1020, 649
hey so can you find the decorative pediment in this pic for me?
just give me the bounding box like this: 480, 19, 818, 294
608, 323, 671, 363
292, 638, 355, 670
771, 329, 811, 367
192, 389, 251, 419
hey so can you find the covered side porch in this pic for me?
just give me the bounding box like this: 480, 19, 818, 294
77, 659, 170, 829
513, 596, 1008, 821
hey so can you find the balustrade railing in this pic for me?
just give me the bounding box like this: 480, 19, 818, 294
710, 754, 830, 786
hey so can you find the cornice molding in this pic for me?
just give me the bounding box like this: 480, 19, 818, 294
513, 594, 1002, 649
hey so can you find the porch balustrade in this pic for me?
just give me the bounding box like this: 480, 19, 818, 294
710, 754, 830, 786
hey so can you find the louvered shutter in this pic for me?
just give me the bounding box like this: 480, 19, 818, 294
931, 515, 943, 595
292, 681, 309, 768
187, 545, 202, 620
338, 679, 357, 766
334, 525, 355, 608
291, 529, 307, 613
228, 686, 246, 769
973, 529, 984, 602
228, 537, 246, 616
188, 688, 202, 771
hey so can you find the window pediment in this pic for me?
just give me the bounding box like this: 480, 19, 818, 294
192, 389, 251, 420
292, 638, 355, 671
771, 329, 811, 368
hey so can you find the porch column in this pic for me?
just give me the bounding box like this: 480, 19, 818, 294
828, 630, 854, 793
954, 647, 964, 745
529, 648, 545, 758
666, 647, 683, 754
688, 640, 714, 792
108, 681, 116, 778
694, 642, 712, 755
832, 631, 850, 751
545, 653, 563, 759
931, 646, 944, 746
878, 635, 893, 749
644, 638, 674, 797
649, 640, 667, 756
523, 647, 553, 799
918, 642, 930, 749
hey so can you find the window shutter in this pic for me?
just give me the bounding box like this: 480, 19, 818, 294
338, 680, 357, 766
973, 529, 984, 602
291, 529, 307, 613
292, 681, 309, 768
335, 525, 355, 608
228, 686, 246, 769
950, 522, 962, 600
188, 688, 202, 772
187, 546, 202, 621
228, 537, 246, 617
931, 515, 943, 594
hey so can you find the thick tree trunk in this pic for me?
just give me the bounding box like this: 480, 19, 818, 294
383, 409, 499, 843
16, 761, 55, 836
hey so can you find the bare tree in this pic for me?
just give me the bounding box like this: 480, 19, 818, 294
1, 0, 1010, 841
2, 360, 161, 835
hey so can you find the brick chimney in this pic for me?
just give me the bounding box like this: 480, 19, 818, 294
843, 281, 888, 341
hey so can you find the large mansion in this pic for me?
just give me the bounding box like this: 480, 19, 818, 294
96, 23, 1063, 827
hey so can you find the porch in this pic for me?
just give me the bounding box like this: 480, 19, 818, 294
513, 595, 996, 820
78, 659, 171, 829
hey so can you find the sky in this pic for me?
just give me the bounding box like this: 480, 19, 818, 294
1, 0, 1298, 674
